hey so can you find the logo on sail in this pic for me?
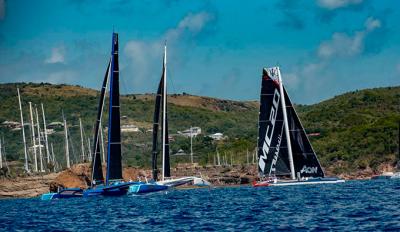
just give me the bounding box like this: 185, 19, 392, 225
266, 67, 279, 80
300, 165, 318, 174
259, 88, 280, 172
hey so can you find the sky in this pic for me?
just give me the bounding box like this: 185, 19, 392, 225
0, 0, 399, 104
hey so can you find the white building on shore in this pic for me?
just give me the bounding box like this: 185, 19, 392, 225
178, 127, 201, 138
208, 132, 225, 141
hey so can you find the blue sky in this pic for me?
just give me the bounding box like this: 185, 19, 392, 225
0, 0, 399, 104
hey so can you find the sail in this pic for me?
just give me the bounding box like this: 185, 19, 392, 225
106, 33, 123, 184
90, 60, 110, 185
151, 77, 163, 181
257, 68, 291, 177
283, 88, 325, 178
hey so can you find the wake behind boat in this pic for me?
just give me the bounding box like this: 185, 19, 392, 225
253, 67, 344, 187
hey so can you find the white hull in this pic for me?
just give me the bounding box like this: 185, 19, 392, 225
157, 176, 212, 187
269, 179, 345, 186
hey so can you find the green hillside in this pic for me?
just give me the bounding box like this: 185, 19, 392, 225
0, 83, 399, 177
297, 87, 400, 174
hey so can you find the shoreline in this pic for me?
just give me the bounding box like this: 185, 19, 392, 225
0, 169, 385, 199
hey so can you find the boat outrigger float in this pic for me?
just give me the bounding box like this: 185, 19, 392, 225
253, 67, 344, 187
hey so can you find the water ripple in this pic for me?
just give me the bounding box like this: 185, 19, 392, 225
0, 180, 399, 231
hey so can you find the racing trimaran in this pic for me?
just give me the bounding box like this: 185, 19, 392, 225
253, 67, 345, 187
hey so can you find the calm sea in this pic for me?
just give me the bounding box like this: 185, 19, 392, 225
0, 180, 399, 231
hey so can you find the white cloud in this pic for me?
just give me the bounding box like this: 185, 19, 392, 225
365, 17, 381, 32
317, 0, 363, 10
317, 17, 381, 59
45, 46, 66, 64
124, 40, 160, 86
123, 11, 216, 88
0, 0, 5, 20
165, 11, 215, 42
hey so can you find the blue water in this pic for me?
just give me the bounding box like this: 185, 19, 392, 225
1, 180, 399, 231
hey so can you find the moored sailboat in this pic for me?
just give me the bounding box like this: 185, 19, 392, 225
41, 33, 136, 200
128, 44, 210, 194
253, 67, 344, 187
83, 32, 137, 197
128, 43, 169, 194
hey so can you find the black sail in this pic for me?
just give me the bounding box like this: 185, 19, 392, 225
90, 60, 110, 185
257, 68, 291, 177
151, 77, 163, 181
284, 88, 325, 178
106, 33, 123, 184
153, 46, 171, 179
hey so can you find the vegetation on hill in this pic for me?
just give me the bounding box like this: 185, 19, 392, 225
0, 83, 398, 177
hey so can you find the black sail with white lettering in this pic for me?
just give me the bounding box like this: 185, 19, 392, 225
283, 88, 325, 178
257, 68, 290, 176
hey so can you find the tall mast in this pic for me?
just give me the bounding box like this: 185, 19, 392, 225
51, 143, 56, 172
35, 106, 44, 172
79, 118, 85, 162
162, 42, 167, 181
1, 137, 9, 171
17, 88, 29, 172
41, 103, 50, 164
63, 111, 70, 168
277, 67, 295, 180
0, 139, 2, 169
87, 137, 91, 161
29, 102, 38, 172
190, 126, 193, 164
216, 148, 220, 166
